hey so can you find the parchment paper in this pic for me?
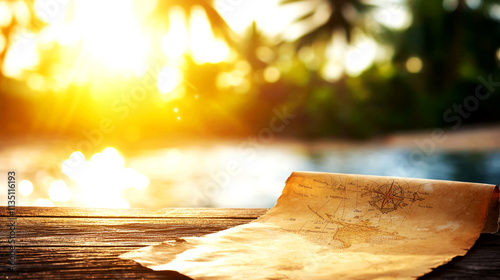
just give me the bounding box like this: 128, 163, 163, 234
121, 172, 499, 279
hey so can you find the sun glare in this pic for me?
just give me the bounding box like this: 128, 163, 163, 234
2, 29, 38, 78
4, 0, 233, 91
73, 0, 149, 73
62, 147, 149, 208
372, 3, 412, 30
345, 33, 378, 77
189, 6, 229, 64
321, 30, 378, 80
49, 180, 71, 202
157, 64, 183, 94
162, 6, 188, 58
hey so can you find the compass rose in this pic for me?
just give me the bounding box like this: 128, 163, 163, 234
369, 181, 405, 213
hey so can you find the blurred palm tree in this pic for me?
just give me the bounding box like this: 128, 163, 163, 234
0, 0, 45, 67
148, 0, 237, 46
0, 0, 237, 74
280, 0, 374, 48
0, 0, 239, 139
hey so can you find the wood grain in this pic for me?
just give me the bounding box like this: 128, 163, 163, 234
1, 207, 499, 279
0, 207, 269, 218
0, 217, 255, 246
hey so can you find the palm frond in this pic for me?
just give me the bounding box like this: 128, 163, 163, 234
152, 0, 237, 47
281, 0, 375, 48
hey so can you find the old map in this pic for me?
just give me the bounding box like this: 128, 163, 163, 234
121, 172, 499, 280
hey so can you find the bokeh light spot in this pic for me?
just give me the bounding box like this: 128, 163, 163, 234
189, 6, 229, 64
321, 62, 343, 82
256, 46, 275, 63
49, 180, 71, 202
19, 180, 33, 196
465, 0, 481, 9
0, 2, 13, 27
344, 34, 377, 77
406, 56, 423, 73
263, 66, 280, 83
62, 147, 149, 208
161, 6, 188, 58
443, 0, 459, 11
157, 65, 182, 94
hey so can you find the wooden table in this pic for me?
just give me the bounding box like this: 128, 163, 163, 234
1, 207, 500, 279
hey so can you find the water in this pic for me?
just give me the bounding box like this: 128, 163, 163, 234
124, 144, 500, 208
1, 142, 499, 208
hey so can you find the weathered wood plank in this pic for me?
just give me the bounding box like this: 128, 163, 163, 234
0, 207, 269, 219
420, 232, 500, 279
0, 217, 253, 246
1, 247, 192, 279
2, 270, 192, 280
1, 207, 499, 279
1, 233, 499, 280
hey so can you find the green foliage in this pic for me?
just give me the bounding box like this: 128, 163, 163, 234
1, 0, 499, 142
274, 0, 500, 138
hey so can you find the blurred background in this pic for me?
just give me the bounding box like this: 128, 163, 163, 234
0, 0, 499, 208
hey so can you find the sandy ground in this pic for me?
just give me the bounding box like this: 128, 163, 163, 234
284, 124, 500, 152
382, 124, 500, 150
